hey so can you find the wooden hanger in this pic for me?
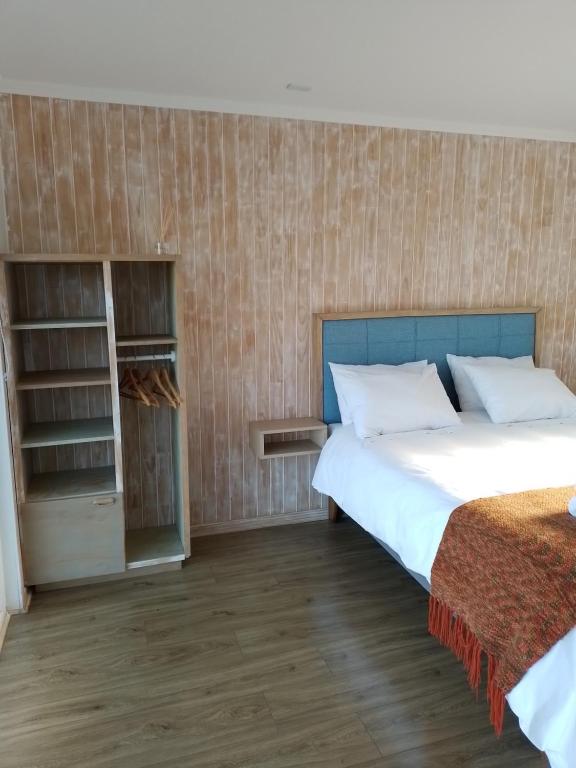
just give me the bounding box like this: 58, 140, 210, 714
119, 368, 158, 407
118, 368, 139, 401
142, 368, 178, 408
121, 368, 152, 406
160, 367, 182, 406
136, 368, 161, 407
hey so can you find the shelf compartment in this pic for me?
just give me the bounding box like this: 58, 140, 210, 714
21, 417, 115, 449
11, 317, 107, 330
262, 438, 326, 459
116, 335, 177, 347
16, 368, 111, 390
249, 417, 328, 460
125, 525, 185, 569
27, 465, 117, 502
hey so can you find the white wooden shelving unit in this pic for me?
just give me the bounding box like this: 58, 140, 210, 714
0, 254, 190, 588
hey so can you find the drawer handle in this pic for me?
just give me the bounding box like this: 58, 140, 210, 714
92, 497, 116, 506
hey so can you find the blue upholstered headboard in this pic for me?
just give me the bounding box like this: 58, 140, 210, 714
318, 309, 538, 424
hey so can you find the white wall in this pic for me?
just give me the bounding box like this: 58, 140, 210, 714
0, 347, 26, 614
0, 137, 26, 618
0, 528, 5, 621
0, 542, 6, 650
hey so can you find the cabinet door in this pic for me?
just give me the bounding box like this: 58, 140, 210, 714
20, 494, 125, 585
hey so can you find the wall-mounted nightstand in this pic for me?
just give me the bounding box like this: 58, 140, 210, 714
249, 417, 327, 460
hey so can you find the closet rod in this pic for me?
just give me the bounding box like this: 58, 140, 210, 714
117, 351, 176, 363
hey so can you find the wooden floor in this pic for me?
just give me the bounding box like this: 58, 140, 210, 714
1, 520, 544, 768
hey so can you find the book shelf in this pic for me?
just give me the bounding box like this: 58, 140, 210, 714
16, 368, 111, 390
11, 317, 108, 330
0, 254, 190, 587
20, 417, 115, 448
26, 466, 118, 502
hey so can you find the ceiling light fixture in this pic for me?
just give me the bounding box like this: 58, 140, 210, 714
286, 82, 311, 92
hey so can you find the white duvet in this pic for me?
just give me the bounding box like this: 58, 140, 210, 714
313, 412, 576, 768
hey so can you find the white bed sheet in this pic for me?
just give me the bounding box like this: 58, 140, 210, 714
313, 412, 576, 768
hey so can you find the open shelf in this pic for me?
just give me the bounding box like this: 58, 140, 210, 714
249, 417, 328, 460
125, 525, 185, 569
262, 438, 325, 458
116, 334, 177, 347
11, 317, 107, 330
16, 368, 111, 390
21, 417, 115, 449
27, 465, 117, 502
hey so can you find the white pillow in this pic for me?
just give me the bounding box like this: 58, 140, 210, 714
446, 354, 534, 411
335, 363, 461, 439
462, 364, 576, 424
329, 360, 428, 424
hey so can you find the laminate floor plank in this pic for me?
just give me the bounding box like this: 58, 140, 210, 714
2, 519, 543, 767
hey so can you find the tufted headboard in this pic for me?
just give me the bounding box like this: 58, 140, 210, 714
314, 308, 540, 424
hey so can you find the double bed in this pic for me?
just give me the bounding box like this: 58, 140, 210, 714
311, 308, 576, 768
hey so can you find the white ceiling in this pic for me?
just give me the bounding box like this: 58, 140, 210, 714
1, 0, 575, 140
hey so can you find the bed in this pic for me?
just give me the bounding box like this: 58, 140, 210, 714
311, 308, 576, 768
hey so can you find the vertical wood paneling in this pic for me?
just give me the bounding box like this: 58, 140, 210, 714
174, 109, 202, 525
309, 122, 326, 511
350, 125, 367, 309
69, 101, 95, 253
223, 114, 243, 520
268, 119, 285, 515
362, 126, 380, 311
207, 112, 230, 522
50, 100, 78, 253
2, 93, 576, 530
400, 129, 418, 307
191, 112, 217, 525
556, 146, 576, 380
30, 98, 59, 254
157, 108, 178, 253
412, 131, 430, 309
323, 124, 339, 310
469, 137, 491, 309
253, 116, 271, 516
282, 119, 298, 514
296, 120, 313, 513
106, 104, 130, 255
87, 101, 112, 255
376, 128, 393, 307
12, 95, 41, 253
336, 124, 353, 311
237, 114, 257, 520
140, 107, 161, 254
123, 106, 145, 254
0, 95, 23, 253
388, 129, 406, 309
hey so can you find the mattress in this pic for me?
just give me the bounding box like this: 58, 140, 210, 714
313, 412, 576, 768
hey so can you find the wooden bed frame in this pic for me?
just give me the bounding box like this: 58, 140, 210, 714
328, 498, 342, 523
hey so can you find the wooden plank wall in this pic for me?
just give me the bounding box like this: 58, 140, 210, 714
1, 93, 576, 532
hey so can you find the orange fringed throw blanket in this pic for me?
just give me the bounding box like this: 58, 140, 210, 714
429, 486, 576, 735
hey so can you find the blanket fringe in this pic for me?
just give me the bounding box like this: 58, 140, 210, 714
428, 596, 505, 736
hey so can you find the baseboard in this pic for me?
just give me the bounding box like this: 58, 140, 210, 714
8, 588, 32, 615
190, 507, 328, 537
0, 612, 10, 653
